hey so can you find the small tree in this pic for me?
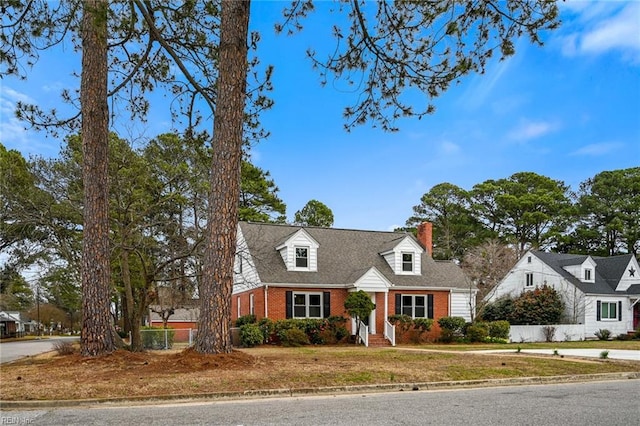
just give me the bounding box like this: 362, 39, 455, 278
344, 290, 375, 345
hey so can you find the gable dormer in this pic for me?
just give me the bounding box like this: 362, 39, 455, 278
563, 256, 596, 283
276, 228, 319, 272
615, 256, 640, 291
380, 236, 423, 275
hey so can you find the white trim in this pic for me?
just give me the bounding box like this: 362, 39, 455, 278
291, 291, 324, 319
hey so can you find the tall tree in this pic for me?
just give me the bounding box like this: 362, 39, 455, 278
0, 266, 34, 311
471, 172, 573, 256
194, 0, 251, 354
294, 199, 334, 227
407, 183, 483, 260
79, 0, 119, 356
240, 161, 287, 223
572, 167, 640, 256
3, 1, 560, 354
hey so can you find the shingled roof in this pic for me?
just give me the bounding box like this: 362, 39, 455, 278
238, 222, 471, 290
531, 250, 639, 295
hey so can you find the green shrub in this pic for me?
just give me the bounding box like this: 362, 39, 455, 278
437, 316, 466, 343
480, 297, 514, 322
239, 323, 264, 347
235, 314, 257, 327
258, 318, 274, 343
141, 326, 174, 349
326, 316, 348, 343
488, 320, 510, 339
388, 314, 413, 331
594, 329, 611, 341
281, 327, 309, 347
466, 323, 489, 343
508, 285, 564, 325
413, 318, 434, 332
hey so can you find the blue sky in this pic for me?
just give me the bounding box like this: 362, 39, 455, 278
1, 1, 639, 232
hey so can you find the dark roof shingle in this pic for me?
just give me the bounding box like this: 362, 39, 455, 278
239, 222, 470, 290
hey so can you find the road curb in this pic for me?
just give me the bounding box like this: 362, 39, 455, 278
2, 371, 639, 409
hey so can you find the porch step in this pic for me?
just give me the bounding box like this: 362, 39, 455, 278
367, 334, 392, 347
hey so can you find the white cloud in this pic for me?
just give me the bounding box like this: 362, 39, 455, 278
2, 86, 36, 104
508, 120, 558, 142
440, 140, 461, 154
559, 2, 640, 62
569, 142, 624, 156
0, 87, 33, 148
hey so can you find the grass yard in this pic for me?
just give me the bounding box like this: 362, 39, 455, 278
0, 342, 639, 402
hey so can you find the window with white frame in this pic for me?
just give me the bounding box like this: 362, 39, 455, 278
293, 292, 322, 318
525, 272, 534, 287
401, 295, 427, 318
295, 247, 309, 268
584, 269, 592, 281
402, 253, 414, 272
250, 294, 255, 316
600, 302, 617, 320
236, 254, 243, 273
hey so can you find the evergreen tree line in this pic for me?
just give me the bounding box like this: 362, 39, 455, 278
405, 168, 640, 261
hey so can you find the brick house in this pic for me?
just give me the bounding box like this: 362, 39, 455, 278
232, 221, 476, 344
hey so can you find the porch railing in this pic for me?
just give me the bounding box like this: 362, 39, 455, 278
358, 321, 369, 347
384, 320, 396, 346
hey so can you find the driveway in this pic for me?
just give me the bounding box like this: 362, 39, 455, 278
473, 348, 640, 361
0, 337, 79, 364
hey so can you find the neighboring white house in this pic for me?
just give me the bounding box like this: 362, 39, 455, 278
486, 250, 640, 338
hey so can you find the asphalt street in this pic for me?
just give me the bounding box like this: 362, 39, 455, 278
2, 380, 639, 425
0, 337, 79, 363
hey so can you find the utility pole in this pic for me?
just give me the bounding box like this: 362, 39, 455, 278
36, 285, 41, 339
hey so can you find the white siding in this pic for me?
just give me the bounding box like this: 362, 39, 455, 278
616, 257, 640, 291
233, 226, 261, 294
450, 291, 473, 322
487, 252, 588, 324
281, 229, 319, 271
381, 237, 423, 275
584, 295, 630, 337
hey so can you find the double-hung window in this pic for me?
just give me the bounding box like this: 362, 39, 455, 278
295, 247, 309, 268
599, 301, 617, 320
402, 253, 413, 272
398, 294, 432, 319
293, 292, 322, 318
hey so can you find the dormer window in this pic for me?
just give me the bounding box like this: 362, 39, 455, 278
295, 247, 309, 269
402, 253, 413, 272
584, 269, 592, 281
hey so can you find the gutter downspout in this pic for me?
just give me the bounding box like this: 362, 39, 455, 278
264, 285, 268, 318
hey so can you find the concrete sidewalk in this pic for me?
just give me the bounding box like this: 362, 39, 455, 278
473, 348, 640, 361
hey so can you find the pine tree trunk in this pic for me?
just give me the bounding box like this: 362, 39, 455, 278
194, 0, 250, 354
80, 0, 118, 356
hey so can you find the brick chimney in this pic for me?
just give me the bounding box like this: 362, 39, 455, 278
416, 222, 433, 257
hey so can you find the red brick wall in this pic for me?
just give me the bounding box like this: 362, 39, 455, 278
232, 287, 451, 340
266, 287, 350, 321
389, 290, 450, 340
232, 288, 265, 322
